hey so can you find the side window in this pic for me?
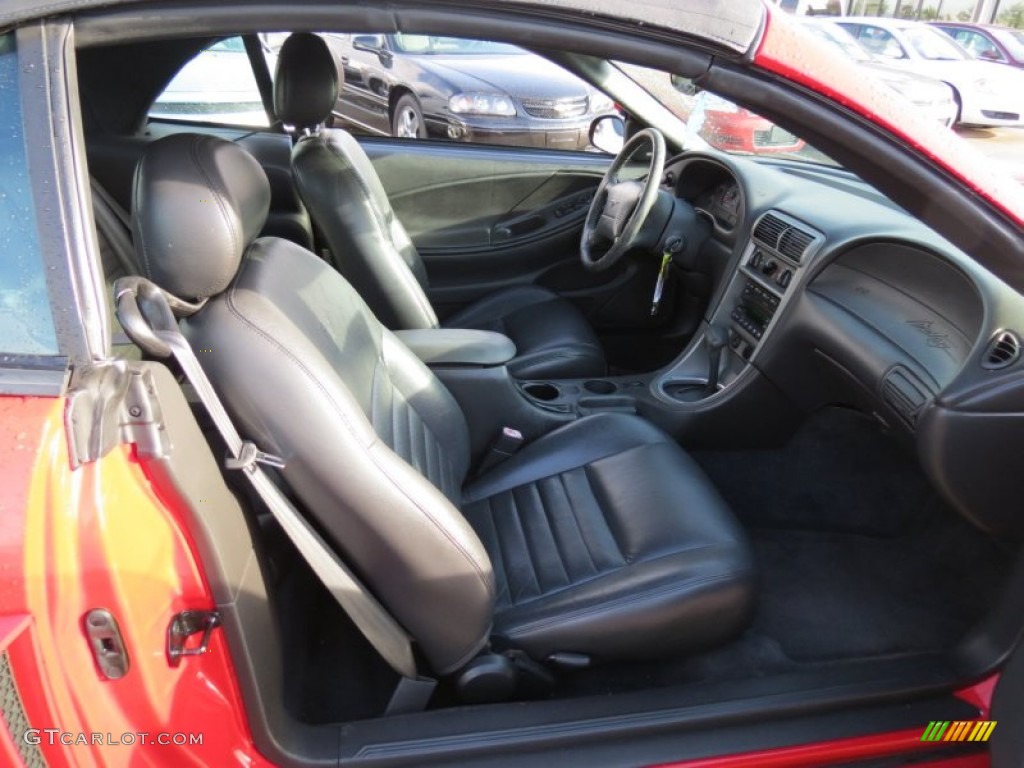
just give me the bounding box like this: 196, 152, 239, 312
0, 34, 58, 357
327, 33, 616, 151
957, 31, 1005, 61
149, 36, 271, 127
856, 26, 907, 59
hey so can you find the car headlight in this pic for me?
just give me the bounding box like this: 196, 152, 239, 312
589, 91, 615, 114
448, 92, 517, 117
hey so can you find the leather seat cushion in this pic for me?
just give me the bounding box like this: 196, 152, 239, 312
462, 413, 754, 661
443, 285, 606, 379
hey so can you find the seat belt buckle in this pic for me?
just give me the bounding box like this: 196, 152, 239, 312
476, 427, 524, 476
225, 441, 286, 473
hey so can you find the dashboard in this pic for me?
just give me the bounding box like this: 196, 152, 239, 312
657, 151, 1024, 538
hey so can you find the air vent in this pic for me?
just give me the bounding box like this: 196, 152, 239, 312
778, 226, 815, 264
982, 330, 1021, 370
753, 213, 787, 248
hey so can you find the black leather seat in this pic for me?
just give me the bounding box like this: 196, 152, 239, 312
131, 133, 754, 679
273, 33, 607, 380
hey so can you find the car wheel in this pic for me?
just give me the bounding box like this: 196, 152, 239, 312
392, 94, 426, 139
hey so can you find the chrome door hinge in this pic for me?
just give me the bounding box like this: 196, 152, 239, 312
166, 610, 221, 667
65, 362, 170, 468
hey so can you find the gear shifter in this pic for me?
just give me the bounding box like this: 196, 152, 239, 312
705, 326, 729, 396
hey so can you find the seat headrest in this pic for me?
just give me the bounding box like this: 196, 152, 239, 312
132, 133, 271, 300
274, 33, 340, 130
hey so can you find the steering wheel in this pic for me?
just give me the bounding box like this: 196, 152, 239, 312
581, 127, 667, 272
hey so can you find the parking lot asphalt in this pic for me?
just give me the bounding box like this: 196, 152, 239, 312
957, 126, 1024, 184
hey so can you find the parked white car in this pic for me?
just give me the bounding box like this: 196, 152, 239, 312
838, 17, 1024, 127
801, 19, 958, 127
151, 37, 275, 127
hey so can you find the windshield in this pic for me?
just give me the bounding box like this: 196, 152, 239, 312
802, 23, 872, 62
902, 27, 969, 60
615, 61, 837, 167
990, 27, 1024, 60
391, 34, 524, 55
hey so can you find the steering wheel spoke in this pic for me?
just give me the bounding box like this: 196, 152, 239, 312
581, 128, 666, 272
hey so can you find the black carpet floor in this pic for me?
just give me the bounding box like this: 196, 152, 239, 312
279, 407, 1017, 715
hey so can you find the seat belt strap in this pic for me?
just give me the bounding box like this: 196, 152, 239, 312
114, 278, 434, 709
90, 176, 139, 277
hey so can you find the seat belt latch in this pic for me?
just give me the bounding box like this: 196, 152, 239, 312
476, 427, 524, 476
225, 441, 286, 473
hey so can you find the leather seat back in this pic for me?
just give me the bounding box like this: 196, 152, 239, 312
274, 33, 439, 331
133, 132, 494, 674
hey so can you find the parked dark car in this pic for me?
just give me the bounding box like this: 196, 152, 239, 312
930, 22, 1024, 69
318, 33, 616, 149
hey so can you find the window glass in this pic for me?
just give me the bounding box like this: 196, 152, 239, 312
855, 26, 908, 59
0, 34, 58, 356
149, 36, 271, 127
902, 27, 968, 61
323, 33, 615, 151
614, 62, 836, 166
956, 30, 1005, 61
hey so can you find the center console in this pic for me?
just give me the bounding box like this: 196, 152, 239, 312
656, 210, 824, 403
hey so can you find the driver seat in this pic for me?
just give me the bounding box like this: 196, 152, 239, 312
273, 33, 606, 380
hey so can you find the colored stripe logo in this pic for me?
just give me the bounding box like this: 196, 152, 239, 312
921, 721, 997, 742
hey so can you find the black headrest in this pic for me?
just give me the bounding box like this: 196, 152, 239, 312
273, 33, 340, 130
132, 133, 271, 300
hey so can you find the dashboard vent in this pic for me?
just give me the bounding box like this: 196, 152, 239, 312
779, 226, 815, 263
982, 330, 1021, 370
753, 213, 787, 248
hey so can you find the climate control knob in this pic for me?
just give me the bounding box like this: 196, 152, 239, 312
763, 259, 779, 277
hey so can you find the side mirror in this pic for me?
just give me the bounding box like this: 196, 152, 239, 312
352, 35, 384, 53
670, 74, 701, 97
589, 114, 625, 155
980, 49, 1003, 61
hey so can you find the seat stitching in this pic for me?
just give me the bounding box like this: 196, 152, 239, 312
497, 542, 732, 610
503, 568, 749, 635
475, 497, 510, 606
538, 477, 577, 585
222, 272, 494, 599
533, 480, 571, 589
558, 471, 599, 575
582, 463, 628, 563
507, 487, 542, 602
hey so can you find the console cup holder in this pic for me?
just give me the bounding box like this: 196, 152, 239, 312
583, 379, 617, 395
522, 382, 560, 401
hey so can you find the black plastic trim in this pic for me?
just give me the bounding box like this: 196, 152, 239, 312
18, 21, 107, 373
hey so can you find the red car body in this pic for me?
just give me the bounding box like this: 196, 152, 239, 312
0, 3, 1021, 767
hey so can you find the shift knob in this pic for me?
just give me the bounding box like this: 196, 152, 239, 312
706, 325, 729, 352
705, 326, 728, 394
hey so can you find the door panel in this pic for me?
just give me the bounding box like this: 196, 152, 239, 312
360, 139, 663, 329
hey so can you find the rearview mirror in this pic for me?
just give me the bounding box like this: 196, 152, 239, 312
589, 114, 625, 155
